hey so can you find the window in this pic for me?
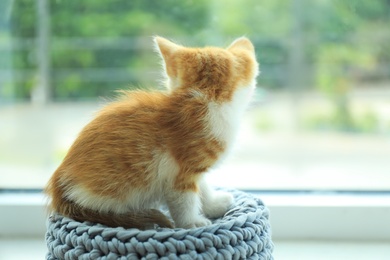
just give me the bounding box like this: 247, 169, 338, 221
2, 0, 389, 192
1, 0, 390, 243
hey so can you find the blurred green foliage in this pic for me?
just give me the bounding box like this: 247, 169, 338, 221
303, 109, 380, 133
2, 0, 390, 102
6, 0, 210, 100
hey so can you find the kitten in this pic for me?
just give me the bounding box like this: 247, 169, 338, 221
45, 36, 259, 229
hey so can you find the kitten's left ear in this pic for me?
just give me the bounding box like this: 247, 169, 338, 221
227, 37, 255, 54
154, 36, 182, 60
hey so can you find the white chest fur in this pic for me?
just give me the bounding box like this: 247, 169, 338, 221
206, 84, 255, 165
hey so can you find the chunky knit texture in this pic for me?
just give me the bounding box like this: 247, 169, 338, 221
46, 189, 273, 259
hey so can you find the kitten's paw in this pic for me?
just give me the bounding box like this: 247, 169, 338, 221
204, 191, 234, 219
190, 216, 212, 228
192, 216, 212, 228
177, 216, 212, 229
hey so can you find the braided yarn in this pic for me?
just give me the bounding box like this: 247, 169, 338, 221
46, 189, 273, 259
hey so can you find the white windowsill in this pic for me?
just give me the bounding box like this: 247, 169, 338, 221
1, 192, 389, 240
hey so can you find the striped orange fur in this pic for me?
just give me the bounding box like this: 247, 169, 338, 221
45, 36, 259, 229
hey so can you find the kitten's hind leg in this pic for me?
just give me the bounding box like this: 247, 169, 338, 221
200, 179, 234, 219
165, 190, 212, 229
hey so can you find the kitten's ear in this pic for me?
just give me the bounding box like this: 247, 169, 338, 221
228, 37, 255, 54
154, 36, 182, 60
154, 36, 183, 90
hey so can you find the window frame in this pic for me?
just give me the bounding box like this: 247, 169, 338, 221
1, 191, 389, 240
2, 0, 390, 242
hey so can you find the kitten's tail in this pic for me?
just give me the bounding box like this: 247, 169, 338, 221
45, 174, 174, 229
49, 198, 174, 230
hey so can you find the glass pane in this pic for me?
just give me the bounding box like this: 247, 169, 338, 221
1, 0, 389, 190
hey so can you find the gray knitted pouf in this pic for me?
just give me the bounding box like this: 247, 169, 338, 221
46, 189, 274, 259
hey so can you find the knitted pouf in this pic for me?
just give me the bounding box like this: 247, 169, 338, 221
46, 189, 274, 260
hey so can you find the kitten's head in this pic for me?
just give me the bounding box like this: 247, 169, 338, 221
154, 36, 259, 102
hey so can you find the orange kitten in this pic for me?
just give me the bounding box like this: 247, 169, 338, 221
45, 36, 259, 229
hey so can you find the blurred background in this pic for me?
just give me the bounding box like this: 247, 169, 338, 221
1, 1, 390, 259
1, 0, 390, 192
